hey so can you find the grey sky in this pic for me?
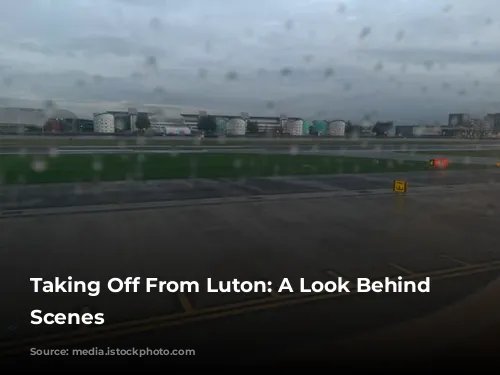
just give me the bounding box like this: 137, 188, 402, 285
0, 0, 499, 123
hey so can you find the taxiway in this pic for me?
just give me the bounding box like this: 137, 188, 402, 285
0, 184, 499, 361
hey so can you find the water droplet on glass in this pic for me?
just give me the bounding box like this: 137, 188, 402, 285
280, 67, 293, 77
144, 56, 158, 72
170, 148, 179, 157
395, 30, 405, 42
374, 62, 383, 72
31, 158, 47, 173
73, 184, 83, 195
48, 148, 59, 158
226, 71, 238, 81
92, 159, 103, 171
442, 4, 452, 13
324, 68, 335, 78
233, 159, 242, 169
359, 27, 371, 40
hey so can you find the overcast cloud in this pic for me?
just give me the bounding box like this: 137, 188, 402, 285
0, 0, 499, 123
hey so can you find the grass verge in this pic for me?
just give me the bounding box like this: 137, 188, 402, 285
0, 153, 492, 185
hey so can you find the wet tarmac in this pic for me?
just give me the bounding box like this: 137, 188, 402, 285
0, 189, 499, 363
1, 169, 500, 211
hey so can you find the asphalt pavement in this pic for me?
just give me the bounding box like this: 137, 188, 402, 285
1, 169, 500, 211
0, 189, 499, 363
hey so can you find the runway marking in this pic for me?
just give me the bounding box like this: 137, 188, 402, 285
2, 260, 500, 354
388, 263, 415, 275
441, 255, 471, 266
325, 269, 350, 281
177, 293, 194, 313
281, 178, 337, 191
257, 279, 280, 298
268, 286, 281, 299
219, 178, 265, 194
177, 180, 194, 189
325, 269, 356, 291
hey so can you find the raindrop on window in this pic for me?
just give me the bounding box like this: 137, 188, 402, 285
144, 56, 158, 72
233, 159, 243, 169
43, 100, 56, 110
48, 148, 59, 158
423, 60, 434, 71
92, 75, 103, 84
226, 71, 239, 81
205, 40, 212, 54
280, 67, 293, 77
92, 159, 103, 172
324, 67, 335, 78
31, 157, 47, 173
154, 86, 166, 94
395, 30, 405, 42
442, 4, 453, 13
149, 17, 162, 31
75, 79, 86, 88
359, 27, 371, 40
198, 68, 208, 79
373, 61, 383, 72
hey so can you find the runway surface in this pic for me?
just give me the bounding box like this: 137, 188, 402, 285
0, 188, 499, 362
2, 169, 500, 211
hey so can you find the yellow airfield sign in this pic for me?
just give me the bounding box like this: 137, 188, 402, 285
393, 180, 408, 193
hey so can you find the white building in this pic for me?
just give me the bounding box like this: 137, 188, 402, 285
327, 120, 346, 136
226, 118, 247, 135
93, 113, 115, 133
285, 119, 304, 136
